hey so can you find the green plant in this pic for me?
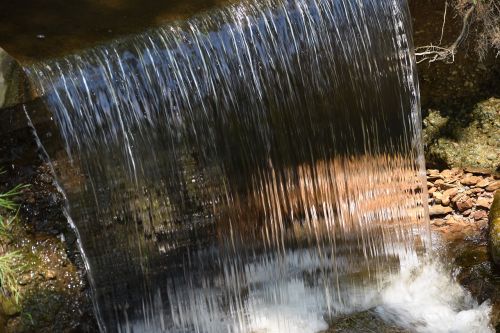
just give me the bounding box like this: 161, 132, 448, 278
0, 168, 27, 303
0, 251, 22, 303
0, 184, 28, 211
0, 213, 16, 240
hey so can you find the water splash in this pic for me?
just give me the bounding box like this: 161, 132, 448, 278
23, 0, 433, 331
376, 262, 493, 333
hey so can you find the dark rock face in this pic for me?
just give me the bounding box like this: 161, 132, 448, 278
0, 107, 97, 331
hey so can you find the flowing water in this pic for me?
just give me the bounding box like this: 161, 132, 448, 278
20, 0, 492, 331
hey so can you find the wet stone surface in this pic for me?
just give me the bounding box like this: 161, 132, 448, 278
0, 146, 97, 332
323, 311, 409, 333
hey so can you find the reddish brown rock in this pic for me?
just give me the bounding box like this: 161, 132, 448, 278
435, 179, 445, 186
432, 192, 443, 203
464, 167, 491, 176
460, 175, 482, 186
443, 187, 459, 198
476, 179, 490, 188
429, 205, 453, 216
452, 192, 467, 203
427, 169, 440, 176
437, 182, 456, 190
428, 187, 437, 194
456, 197, 474, 211
476, 197, 492, 209
486, 181, 500, 192
472, 210, 488, 220
431, 219, 446, 227
469, 188, 484, 195
463, 209, 472, 216
441, 169, 454, 179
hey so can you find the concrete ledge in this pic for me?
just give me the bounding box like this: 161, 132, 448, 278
0, 47, 28, 109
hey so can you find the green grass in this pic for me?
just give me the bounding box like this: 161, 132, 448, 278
0, 213, 16, 239
0, 184, 28, 211
0, 167, 27, 303
0, 251, 22, 303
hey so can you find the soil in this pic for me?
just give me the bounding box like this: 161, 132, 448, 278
0, 122, 97, 332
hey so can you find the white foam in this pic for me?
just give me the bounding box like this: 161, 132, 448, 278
376, 262, 493, 333
245, 261, 493, 333
246, 279, 329, 333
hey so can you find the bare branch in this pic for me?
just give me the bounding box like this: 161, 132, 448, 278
439, 1, 449, 45
416, 4, 475, 63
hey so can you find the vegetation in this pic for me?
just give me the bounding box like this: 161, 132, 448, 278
0, 168, 27, 304
0, 252, 22, 304
416, 0, 500, 63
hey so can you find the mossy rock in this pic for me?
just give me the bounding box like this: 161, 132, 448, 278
489, 191, 500, 266
423, 98, 500, 173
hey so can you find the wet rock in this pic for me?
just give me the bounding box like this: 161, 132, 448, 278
37, 174, 52, 184
43, 270, 57, 280
324, 310, 409, 333
488, 191, 500, 266
429, 205, 453, 216
17, 274, 33, 286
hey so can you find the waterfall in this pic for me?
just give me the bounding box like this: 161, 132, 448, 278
24, 0, 432, 331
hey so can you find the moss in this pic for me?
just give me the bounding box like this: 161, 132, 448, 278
0, 294, 20, 317
423, 98, 500, 172
489, 191, 500, 266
